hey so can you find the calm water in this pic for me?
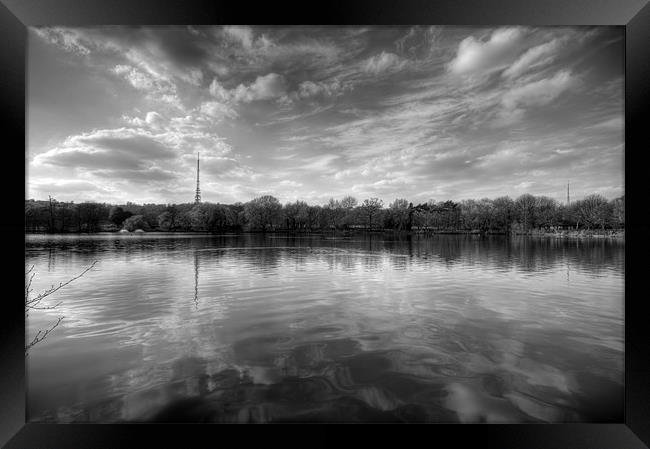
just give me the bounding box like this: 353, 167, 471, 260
25, 233, 624, 423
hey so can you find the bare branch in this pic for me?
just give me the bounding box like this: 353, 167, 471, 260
25, 261, 97, 308
25, 316, 63, 353
25, 260, 98, 355
28, 301, 63, 310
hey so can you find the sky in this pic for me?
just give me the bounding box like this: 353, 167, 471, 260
27, 26, 624, 206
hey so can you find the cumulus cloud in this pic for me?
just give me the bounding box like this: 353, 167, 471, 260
209, 78, 231, 102
125, 111, 167, 128
145, 111, 165, 127
208, 73, 288, 104
448, 27, 524, 76
29, 26, 623, 204
232, 73, 288, 102
502, 38, 563, 79
364, 51, 404, 74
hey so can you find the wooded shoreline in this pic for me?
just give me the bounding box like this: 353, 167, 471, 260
25, 228, 625, 239
26, 193, 624, 236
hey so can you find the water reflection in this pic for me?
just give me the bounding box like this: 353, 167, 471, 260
194, 250, 199, 310
26, 233, 624, 423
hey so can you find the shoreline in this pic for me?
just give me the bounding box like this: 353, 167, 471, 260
25, 229, 625, 239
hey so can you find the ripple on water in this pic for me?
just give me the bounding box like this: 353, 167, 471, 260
25, 234, 624, 423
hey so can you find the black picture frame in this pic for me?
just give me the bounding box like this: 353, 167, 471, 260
2, 0, 649, 447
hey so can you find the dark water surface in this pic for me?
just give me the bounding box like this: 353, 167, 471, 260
25, 233, 624, 423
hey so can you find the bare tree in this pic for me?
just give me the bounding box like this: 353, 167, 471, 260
25, 261, 97, 355
359, 198, 384, 230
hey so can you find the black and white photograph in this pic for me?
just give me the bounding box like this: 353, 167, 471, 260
25, 25, 625, 423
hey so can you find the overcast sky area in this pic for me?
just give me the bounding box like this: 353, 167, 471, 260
27, 26, 624, 206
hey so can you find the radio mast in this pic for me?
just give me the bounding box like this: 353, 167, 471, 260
194, 152, 201, 204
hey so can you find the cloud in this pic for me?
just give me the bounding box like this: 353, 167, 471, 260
232, 73, 288, 103
185, 153, 255, 179
222, 26, 257, 50
502, 70, 576, 108
209, 73, 288, 104
30, 179, 110, 195
199, 101, 239, 120
514, 181, 535, 190
218, 26, 342, 68
448, 27, 524, 76
586, 116, 623, 131
364, 51, 404, 74
297, 80, 344, 98
145, 111, 165, 127
34, 128, 177, 171
125, 111, 168, 128
112, 64, 183, 109
32, 27, 92, 55
113, 65, 156, 90
209, 78, 231, 102
28, 26, 624, 204
92, 167, 177, 182
294, 154, 340, 172
502, 38, 563, 79
76, 129, 176, 158
494, 70, 578, 126
279, 180, 303, 187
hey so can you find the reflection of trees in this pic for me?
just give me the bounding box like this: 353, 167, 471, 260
376, 235, 623, 275
28, 233, 624, 286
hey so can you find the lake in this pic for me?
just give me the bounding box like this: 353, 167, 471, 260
25, 233, 624, 423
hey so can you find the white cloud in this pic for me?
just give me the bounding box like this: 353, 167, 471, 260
209, 73, 288, 104
448, 28, 524, 76
122, 111, 167, 128
112, 64, 183, 110
209, 78, 231, 102
145, 111, 165, 127
222, 26, 256, 50
514, 181, 535, 190
503, 38, 563, 79
113, 65, 155, 90
32, 27, 91, 55
297, 80, 343, 98
295, 154, 340, 172
28, 179, 114, 202
34, 128, 177, 170
279, 180, 303, 187
502, 70, 576, 109
232, 73, 288, 103
586, 116, 623, 131
364, 51, 404, 74
199, 101, 239, 120
494, 70, 578, 126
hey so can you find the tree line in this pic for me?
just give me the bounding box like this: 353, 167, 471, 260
25, 193, 624, 234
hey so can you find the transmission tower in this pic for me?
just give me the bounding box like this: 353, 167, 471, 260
194, 152, 201, 204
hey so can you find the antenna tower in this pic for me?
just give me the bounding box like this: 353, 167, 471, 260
194, 152, 201, 204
